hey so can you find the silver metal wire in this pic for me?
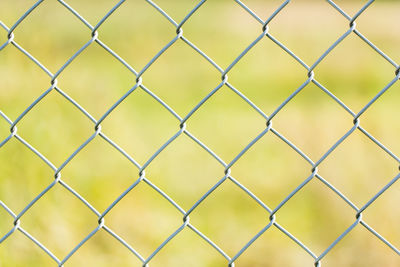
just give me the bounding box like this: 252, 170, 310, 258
1, 0, 399, 266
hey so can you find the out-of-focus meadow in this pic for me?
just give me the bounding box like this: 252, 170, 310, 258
0, 0, 400, 266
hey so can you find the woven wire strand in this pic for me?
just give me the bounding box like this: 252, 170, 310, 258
1, 0, 399, 266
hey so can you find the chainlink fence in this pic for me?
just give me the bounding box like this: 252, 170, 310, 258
1, 0, 400, 266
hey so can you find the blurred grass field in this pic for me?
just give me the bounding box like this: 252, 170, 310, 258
1, 0, 400, 266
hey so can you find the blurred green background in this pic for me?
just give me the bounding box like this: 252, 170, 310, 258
0, 0, 400, 266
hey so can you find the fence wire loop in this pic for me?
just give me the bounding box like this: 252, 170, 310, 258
1, 0, 400, 266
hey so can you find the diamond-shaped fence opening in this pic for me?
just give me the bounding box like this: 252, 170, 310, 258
17, 185, 100, 260
318, 129, 399, 206
60, 136, 138, 211
230, 132, 311, 207
141, 39, 222, 115
266, 1, 349, 65
273, 177, 356, 253
314, 33, 397, 111
14, 90, 95, 165
1, 0, 400, 266
104, 181, 184, 258
97, 0, 178, 71
227, 36, 307, 113
56, 43, 137, 118
9, 0, 92, 72
143, 134, 225, 209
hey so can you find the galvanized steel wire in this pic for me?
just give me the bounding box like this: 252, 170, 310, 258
1, 0, 400, 266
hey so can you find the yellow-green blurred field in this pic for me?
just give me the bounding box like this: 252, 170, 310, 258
1, 0, 400, 266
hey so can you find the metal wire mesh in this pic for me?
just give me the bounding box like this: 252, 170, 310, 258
1, 0, 399, 266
